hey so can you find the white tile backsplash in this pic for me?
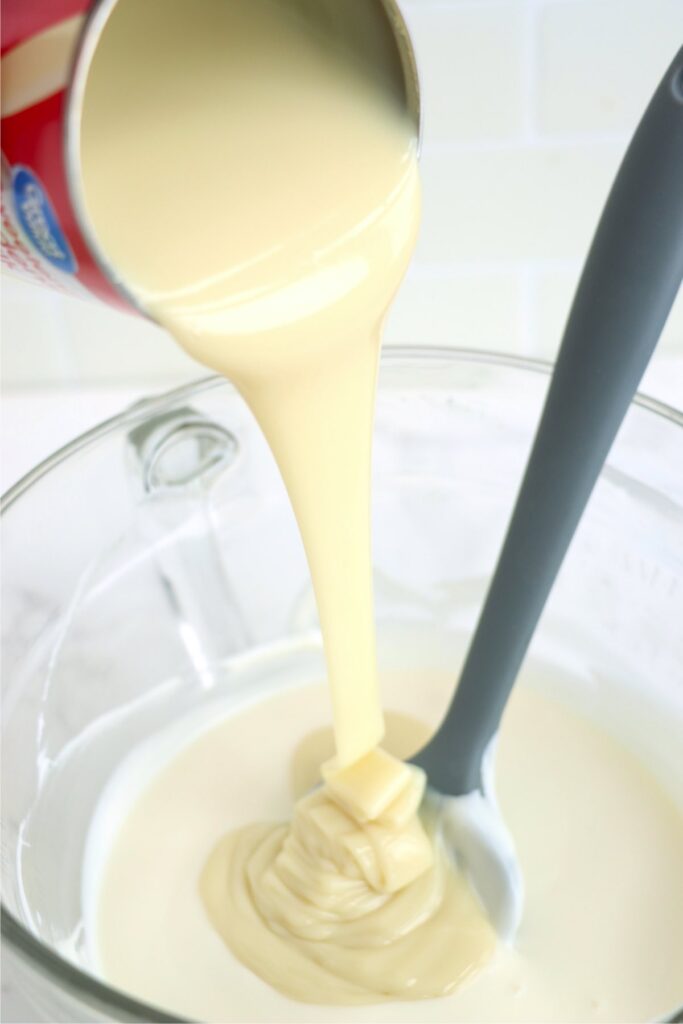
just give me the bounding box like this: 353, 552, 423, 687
407, 3, 526, 141
1, 0, 682, 389
55, 288, 198, 382
385, 264, 522, 350
1, 273, 198, 386
418, 139, 623, 262
537, 0, 683, 136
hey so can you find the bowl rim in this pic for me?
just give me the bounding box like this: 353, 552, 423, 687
2, 346, 682, 1022
2, 347, 682, 517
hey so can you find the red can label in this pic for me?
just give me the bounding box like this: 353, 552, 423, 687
1, 0, 132, 311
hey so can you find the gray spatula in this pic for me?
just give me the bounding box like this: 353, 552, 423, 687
413, 47, 683, 938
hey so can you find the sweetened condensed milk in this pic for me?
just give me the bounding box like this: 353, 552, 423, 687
79, 0, 497, 1004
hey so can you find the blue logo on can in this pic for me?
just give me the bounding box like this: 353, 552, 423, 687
12, 166, 77, 274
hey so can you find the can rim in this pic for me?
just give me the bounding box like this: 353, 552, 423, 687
62, 0, 422, 320
63, 0, 147, 316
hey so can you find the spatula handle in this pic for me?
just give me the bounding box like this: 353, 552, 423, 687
415, 47, 683, 796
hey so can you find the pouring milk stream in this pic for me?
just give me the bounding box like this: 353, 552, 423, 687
75, 0, 498, 1002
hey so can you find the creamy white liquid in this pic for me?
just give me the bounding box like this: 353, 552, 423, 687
80, 0, 417, 767
84, 655, 683, 1022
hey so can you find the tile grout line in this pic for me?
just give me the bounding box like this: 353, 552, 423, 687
421, 134, 627, 156
517, 264, 537, 354
408, 258, 582, 277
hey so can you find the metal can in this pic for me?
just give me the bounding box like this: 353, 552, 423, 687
1, 0, 420, 315
1, 2, 127, 308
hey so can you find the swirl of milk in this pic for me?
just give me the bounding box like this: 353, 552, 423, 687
201, 749, 496, 1004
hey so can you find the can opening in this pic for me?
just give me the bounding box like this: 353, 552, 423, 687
64, 0, 420, 318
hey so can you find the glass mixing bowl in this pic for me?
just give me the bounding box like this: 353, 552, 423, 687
2, 349, 682, 1023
